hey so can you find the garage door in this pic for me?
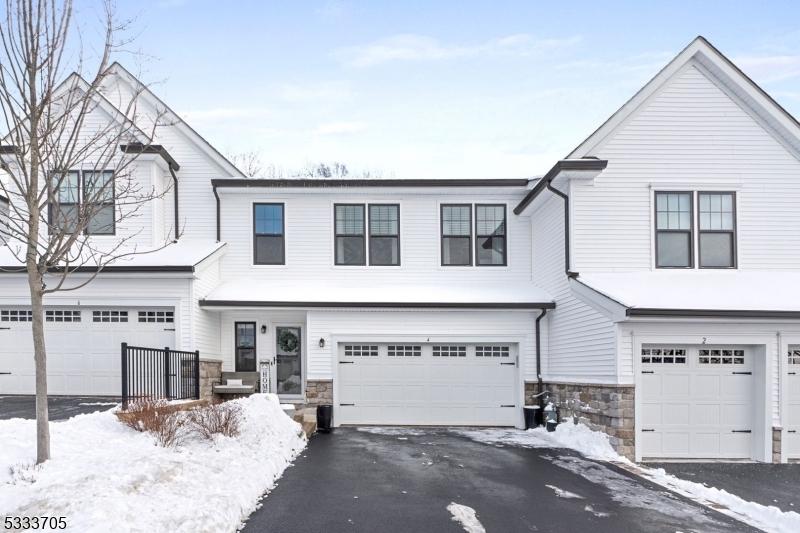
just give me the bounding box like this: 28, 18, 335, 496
0, 307, 175, 396
337, 342, 518, 426
786, 347, 800, 459
640, 345, 754, 459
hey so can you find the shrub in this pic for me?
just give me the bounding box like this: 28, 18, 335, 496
188, 401, 242, 440
121, 398, 188, 447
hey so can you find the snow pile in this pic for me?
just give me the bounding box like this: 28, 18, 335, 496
447, 502, 485, 533
0, 394, 306, 533
457, 422, 622, 461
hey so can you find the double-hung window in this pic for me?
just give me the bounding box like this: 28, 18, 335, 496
49, 170, 114, 235
698, 192, 736, 268
253, 203, 285, 265
476, 204, 506, 266
655, 192, 693, 268
335, 204, 366, 265
441, 204, 472, 266
368, 204, 400, 266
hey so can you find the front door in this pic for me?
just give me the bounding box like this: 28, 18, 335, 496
276, 327, 302, 395
235, 322, 257, 372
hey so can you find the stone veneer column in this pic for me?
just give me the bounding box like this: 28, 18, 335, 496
305, 380, 333, 405
773, 427, 782, 463
526, 381, 635, 460
199, 359, 223, 401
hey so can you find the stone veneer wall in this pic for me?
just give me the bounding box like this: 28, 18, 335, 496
305, 380, 333, 405
199, 359, 222, 401
773, 427, 782, 464
526, 381, 635, 460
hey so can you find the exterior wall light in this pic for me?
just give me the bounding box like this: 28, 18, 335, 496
261, 324, 267, 334
319, 338, 326, 348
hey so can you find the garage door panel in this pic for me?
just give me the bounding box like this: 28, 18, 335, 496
640, 345, 753, 459
338, 342, 518, 426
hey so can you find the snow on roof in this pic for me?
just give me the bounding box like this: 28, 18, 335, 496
0, 240, 224, 272
201, 280, 553, 308
578, 270, 800, 312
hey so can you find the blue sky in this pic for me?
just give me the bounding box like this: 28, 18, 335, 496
95, 1, 800, 178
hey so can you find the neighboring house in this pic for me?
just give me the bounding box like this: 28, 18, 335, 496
1, 37, 799, 463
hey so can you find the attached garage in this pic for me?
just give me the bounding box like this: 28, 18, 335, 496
639, 345, 756, 459
336, 342, 519, 426
786, 347, 800, 460
0, 306, 175, 396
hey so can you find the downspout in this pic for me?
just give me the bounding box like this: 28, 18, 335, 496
168, 166, 179, 241
535, 308, 548, 400
546, 180, 571, 274
213, 183, 221, 242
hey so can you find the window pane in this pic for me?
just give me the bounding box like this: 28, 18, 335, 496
335, 205, 364, 235
54, 171, 80, 204
255, 235, 284, 264
699, 193, 734, 230
656, 193, 691, 230
84, 171, 114, 202
442, 205, 470, 236
476, 205, 505, 236
443, 236, 470, 265
370, 236, 399, 265
86, 205, 114, 235
700, 232, 733, 267
336, 236, 365, 265
477, 236, 505, 265
369, 205, 398, 236
255, 204, 283, 235
52, 205, 79, 233
657, 232, 690, 267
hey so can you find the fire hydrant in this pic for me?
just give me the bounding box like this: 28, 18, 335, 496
544, 401, 558, 432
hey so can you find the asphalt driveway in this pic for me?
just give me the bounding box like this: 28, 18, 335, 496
0, 395, 119, 421
243, 427, 754, 533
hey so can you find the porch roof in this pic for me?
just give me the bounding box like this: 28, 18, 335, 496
199, 281, 554, 310
576, 270, 800, 318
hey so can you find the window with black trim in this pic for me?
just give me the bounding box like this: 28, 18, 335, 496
476, 204, 506, 266
138, 310, 174, 323
83, 170, 115, 235
655, 192, 692, 268
1, 309, 32, 322
49, 171, 80, 233
254, 203, 285, 265
369, 204, 400, 266
92, 310, 128, 323
46, 310, 81, 322
335, 204, 366, 265
441, 204, 472, 266
698, 192, 736, 268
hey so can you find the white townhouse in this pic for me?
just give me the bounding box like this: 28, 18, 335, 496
2, 37, 800, 463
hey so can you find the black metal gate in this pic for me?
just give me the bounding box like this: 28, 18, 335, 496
121, 343, 200, 409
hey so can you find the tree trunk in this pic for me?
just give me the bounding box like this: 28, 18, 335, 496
28, 271, 50, 463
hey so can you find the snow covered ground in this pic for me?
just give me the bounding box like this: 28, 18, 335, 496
0, 394, 306, 533
458, 424, 800, 533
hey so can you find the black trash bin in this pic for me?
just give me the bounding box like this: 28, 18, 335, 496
523, 406, 540, 429
316, 404, 333, 433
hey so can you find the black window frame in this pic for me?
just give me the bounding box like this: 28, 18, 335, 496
440, 203, 473, 266
368, 203, 401, 266
253, 202, 286, 265
48, 170, 80, 234
654, 191, 694, 269
83, 169, 116, 235
697, 191, 737, 269
475, 203, 507, 267
234, 321, 257, 372
334, 203, 366, 266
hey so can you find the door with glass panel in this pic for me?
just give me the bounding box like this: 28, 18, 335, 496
276, 327, 302, 396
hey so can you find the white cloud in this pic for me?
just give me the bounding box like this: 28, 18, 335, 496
735, 54, 800, 84
336, 33, 581, 67
180, 107, 271, 121
313, 121, 367, 135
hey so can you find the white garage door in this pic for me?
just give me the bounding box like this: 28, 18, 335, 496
786, 347, 800, 459
0, 307, 175, 396
337, 342, 518, 426
640, 345, 754, 459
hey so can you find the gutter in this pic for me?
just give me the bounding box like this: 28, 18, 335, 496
199, 300, 556, 310
513, 158, 608, 215
211, 178, 530, 189
168, 166, 180, 240
0, 265, 195, 274
627, 308, 800, 319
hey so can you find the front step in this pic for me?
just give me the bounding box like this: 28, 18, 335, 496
291, 406, 317, 438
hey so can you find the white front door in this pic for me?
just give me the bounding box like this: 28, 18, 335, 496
337, 342, 518, 426
639, 345, 754, 459
0, 306, 175, 396
786, 347, 800, 459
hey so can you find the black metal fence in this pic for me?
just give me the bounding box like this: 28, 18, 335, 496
121, 343, 200, 409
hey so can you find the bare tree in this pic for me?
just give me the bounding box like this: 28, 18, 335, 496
0, 0, 171, 463
226, 151, 386, 180
226, 150, 263, 178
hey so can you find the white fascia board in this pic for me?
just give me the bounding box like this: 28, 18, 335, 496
569, 276, 629, 323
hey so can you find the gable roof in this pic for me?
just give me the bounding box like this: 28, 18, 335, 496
567, 36, 800, 160
105, 63, 246, 177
